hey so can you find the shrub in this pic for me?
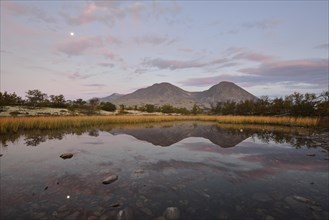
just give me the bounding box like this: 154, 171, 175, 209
101, 102, 116, 112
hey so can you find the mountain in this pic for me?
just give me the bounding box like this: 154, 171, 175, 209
102, 81, 258, 109
110, 82, 196, 108
195, 81, 258, 108
99, 93, 123, 102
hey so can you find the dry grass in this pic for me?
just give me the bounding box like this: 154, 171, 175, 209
0, 115, 319, 133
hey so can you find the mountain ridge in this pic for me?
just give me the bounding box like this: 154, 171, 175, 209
100, 81, 258, 109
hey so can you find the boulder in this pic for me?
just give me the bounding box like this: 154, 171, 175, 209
102, 175, 118, 185
60, 153, 74, 159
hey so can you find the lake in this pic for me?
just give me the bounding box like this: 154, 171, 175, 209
0, 122, 328, 220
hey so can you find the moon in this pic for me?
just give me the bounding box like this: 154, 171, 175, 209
70, 32, 74, 36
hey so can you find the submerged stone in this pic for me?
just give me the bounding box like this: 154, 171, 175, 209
64, 211, 81, 220
60, 153, 74, 159
111, 203, 120, 208
252, 192, 272, 202
293, 195, 319, 206
163, 207, 180, 220
102, 175, 118, 184
116, 207, 133, 220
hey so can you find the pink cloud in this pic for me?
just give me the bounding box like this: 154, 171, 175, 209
3, 1, 56, 23
233, 52, 275, 63
56, 36, 103, 56
61, 2, 125, 26
225, 47, 276, 63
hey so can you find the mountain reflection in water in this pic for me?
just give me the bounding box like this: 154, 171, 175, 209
0, 122, 322, 149
110, 123, 250, 147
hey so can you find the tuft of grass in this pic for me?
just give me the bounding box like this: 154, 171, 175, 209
0, 115, 319, 134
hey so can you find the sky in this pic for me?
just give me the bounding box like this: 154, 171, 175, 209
1, 1, 328, 100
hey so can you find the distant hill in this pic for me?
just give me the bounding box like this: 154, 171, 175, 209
100, 81, 258, 109
99, 93, 123, 102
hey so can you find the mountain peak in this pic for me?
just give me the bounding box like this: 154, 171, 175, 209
197, 81, 258, 105
101, 81, 258, 109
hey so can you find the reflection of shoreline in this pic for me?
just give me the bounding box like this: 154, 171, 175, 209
0, 122, 326, 149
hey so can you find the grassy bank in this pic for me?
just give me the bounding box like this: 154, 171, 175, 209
0, 115, 320, 133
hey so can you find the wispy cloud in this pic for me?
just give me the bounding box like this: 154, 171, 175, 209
143, 48, 274, 71
67, 72, 94, 80
134, 34, 177, 45
134, 68, 148, 74
3, 1, 57, 23
181, 58, 328, 88
0, 50, 12, 54
56, 36, 103, 56
180, 75, 241, 87
83, 83, 106, 87
151, 1, 182, 19
178, 48, 194, 53
314, 43, 329, 50
61, 2, 125, 26
232, 51, 276, 63
61, 1, 182, 27
225, 47, 276, 62
242, 19, 282, 30
239, 58, 328, 85
143, 57, 227, 70
98, 62, 115, 68
106, 36, 122, 45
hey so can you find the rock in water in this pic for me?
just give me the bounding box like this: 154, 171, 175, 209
116, 208, 133, 220
163, 207, 180, 220
60, 153, 74, 159
102, 175, 118, 185
293, 195, 319, 206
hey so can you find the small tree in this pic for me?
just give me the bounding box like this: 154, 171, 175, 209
26, 89, 48, 107
49, 94, 66, 108
89, 98, 100, 114
119, 104, 125, 114
0, 91, 23, 106
191, 104, 200, 115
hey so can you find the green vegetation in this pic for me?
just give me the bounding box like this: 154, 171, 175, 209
0, 90, 117, 115
1, 90, 328, 117
210, 91, 329, 117
0, 115, 320, 134
100, 102, 116, 112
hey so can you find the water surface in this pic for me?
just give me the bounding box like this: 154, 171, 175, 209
1, 122, 328, 220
